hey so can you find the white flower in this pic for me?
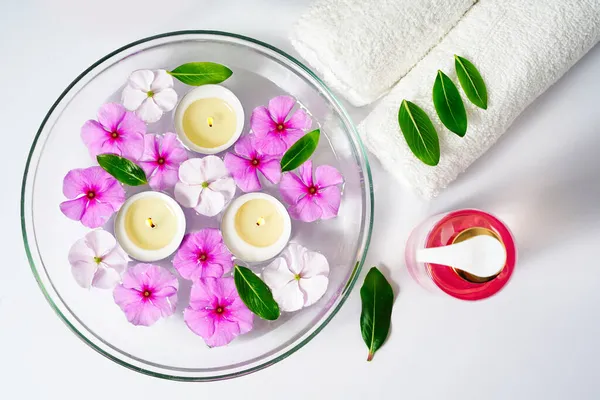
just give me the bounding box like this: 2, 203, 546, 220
121, 69, 178, 124
262, 243, 329, 312
174, 156, 236, 217
68, 230, 129, 289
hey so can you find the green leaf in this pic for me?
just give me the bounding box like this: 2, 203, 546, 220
360, 267, 394, 362
234, 265, 280, 321
433, 70, 468, 137
398, 100, 440, 166
280, 129, 320, 172
168, 62, 233, 86
454, 55, 488, 109
96, 154, 147, 186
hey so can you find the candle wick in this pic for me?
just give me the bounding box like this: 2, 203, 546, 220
256, 217, 266, 226
207, 116, 214, 127
146, 217, 156, 228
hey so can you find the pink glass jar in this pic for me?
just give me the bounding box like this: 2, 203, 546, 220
405, 209, 517, 300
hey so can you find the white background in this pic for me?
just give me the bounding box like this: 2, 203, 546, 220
2, 0, 600, 398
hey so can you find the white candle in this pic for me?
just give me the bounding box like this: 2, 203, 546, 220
174, 84, 244, 154
221, 193, 292, 263
115, 192, 186, 262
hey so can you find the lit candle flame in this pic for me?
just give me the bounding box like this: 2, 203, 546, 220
256, 217, 266, 226
207, 116, 214, 127
146, 218, 156, 228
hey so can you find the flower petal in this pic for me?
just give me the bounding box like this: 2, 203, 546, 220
91, 266, 122, 289
268, 96, 295, 124
81, 200, 114, 228
300, 249, 329, 278
178, 158, 206, 185
279, 172, 307, 205
95, 179, 126, 211
299, 275, 328, 307
62, 168, 88, 199
101, 246, 129, 274
153, 88, 178, 112
189, 278, 222, 308
209, 177, 236, 204
97, 103, 126, 132
250, 106, 276, 137
127, 70, 154, 91
209, 244, 234, 275
262, 257, 295, 291
151, 70, 174, 91
201, 156, 230, 183
161, 132, 188, 164
205, 318, 241, 347
148, 167, 179, 191
282, 243, 306, 275
257, 158, 281, 184
256, 134, 287, 156
232, 135, 256, 159
298, 160, 313, 187
224, 153, 261, 192
314, 186, 341, 220
184, 307, 216, 338
289, 196, 323, 223
71, 260, 98, 289
150, 294, 177, 317
68, 236, 96, 264
140, 134, 160, 164
85, 229, 117, 258
118, 109, 147, 137
280, 128, 306, 149
195, 228, 223, 252
174, 182, 203, 208
273, 280, 304, 312
121, 85, 147, 111
195, 188, 225, 217
135, 98, 163, 124
60, 197, 88, 222
81, 120, 110, 159
285, 108, 312, 130
315, 165, 343, 188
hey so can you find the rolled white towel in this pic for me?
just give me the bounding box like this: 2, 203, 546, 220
290, 0, 476, 107
359, 0, 600, 199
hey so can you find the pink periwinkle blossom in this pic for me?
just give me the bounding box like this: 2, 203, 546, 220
223, 134, 281, 192
113, 263, 179, 327
60, 166, 126, 228
279, 160, 343, 222
173, 228, 233, 281
184, 277, 253, 347
250, 95, 312, 156
138, 133, 188, 191
81, 103, 146, 161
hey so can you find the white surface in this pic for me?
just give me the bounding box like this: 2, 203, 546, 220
360, 0, 600, 198
2, 0, 600, 399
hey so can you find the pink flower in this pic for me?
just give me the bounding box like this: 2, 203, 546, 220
113, 263, 179, 327
138, 133, 188, 191
81, 103, 146, 161
279, 160, 343, 222
173, 229, 233, 281
184, 277, 253, 347
250, 95, 312, 155
223, 135, 281, 192
60, 166, 126, 228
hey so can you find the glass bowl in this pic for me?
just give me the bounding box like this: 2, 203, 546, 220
21, 31, 373, 381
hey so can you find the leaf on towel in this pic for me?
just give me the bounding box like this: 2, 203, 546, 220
454, 55, 488, 110
398, 100, 440, 166
360, 267, 394, 362
433, 70, 468, 137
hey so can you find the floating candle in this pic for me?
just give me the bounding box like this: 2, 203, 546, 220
115, 192, 186, 262
174, 85, 244, 154
221, 193, 291, 262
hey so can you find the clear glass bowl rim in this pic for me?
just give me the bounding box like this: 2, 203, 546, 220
20, 30, 374, 381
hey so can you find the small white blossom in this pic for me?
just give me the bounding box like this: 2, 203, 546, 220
122, 69, 178, 123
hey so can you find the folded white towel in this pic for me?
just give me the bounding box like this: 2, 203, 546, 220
291, 0, 476, 107
359, 0, 600, 198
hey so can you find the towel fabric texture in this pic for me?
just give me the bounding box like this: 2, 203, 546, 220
359, 0, 600, 198
291, 0, 476, 106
